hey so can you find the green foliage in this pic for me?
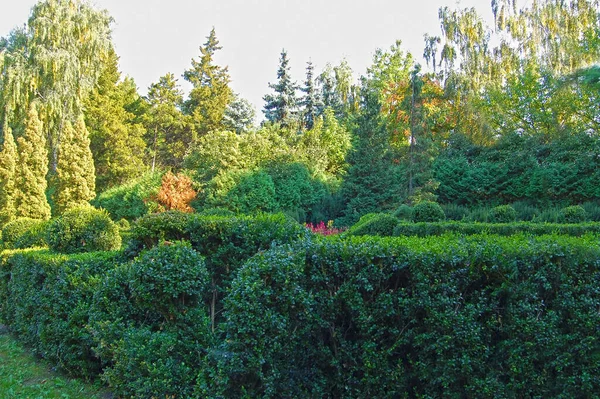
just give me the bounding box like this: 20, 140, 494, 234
47, 207, 121, 254
91, 170, 162, 221
346, 213, 400, 236
441, 203, 469, 221
263, 49, 299, 126
54, 116, 96, 214
582, 201, 600, 222
393, 204, 413, 220
1, 218, 47, 249
392, 222, 600, 237
214, 234, 600, 397
13, 105, 51, 220
94, 242, 211, 398
144, 73, 193, 170
205, 169, 278, 214
0, 250, 120, 378
0, 126, 17, 225
412, 201, 445, 222
562, 205, 587, 223
85, 49, 147, 191
183, 28, 232, 135
489, 204, 517, 223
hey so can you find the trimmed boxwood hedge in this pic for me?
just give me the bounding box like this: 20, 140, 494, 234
393, 221, 600, 237
2, 216, 600, 397
210, 234, 600, 398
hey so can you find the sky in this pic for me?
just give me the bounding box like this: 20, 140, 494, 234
0, 0, 495, 117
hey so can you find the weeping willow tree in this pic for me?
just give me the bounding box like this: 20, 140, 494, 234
0, 0, 112, 172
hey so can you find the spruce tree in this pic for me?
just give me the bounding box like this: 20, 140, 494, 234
339, 85, 403, 225
263, 49, 299, 126
300, 60, 320, 130
14, 104, 51, 220
54, 115, 96, 214
183, 28, 232, 135
0, 125, 17, 225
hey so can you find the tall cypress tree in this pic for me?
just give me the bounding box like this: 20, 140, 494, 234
0, 125, 17, 225
54, 115, 96, 214
263, 49, 299, 126
183, 28, 232, 135
300, 60, 320, 130
14, 104, 51, 220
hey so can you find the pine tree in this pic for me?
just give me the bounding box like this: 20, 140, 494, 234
263, 49, 299, 126
0, 125, 17, 225
14, 104, 51, 220
183, 28, 232, 136
54, 115, 96, 214
300, 60, 320, 130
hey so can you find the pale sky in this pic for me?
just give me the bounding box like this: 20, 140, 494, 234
0, 0, 494, 116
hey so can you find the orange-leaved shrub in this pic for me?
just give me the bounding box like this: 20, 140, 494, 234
155, 172, 197, 213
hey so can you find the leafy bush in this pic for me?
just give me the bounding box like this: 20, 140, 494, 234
91, 242, 212, 398
412, 201, 445, 222
213, 234, 600, 397
489, 204, 517, 223
533, 208, 563, 223
0, 249, 120, 378
346, 213, 400, 236
91, 171, 162, 221
561, 205, 587, 223
47, 207, 121, 254
393, 204, 413, 221
1, 218, 48, 249
465, 206, 491, 222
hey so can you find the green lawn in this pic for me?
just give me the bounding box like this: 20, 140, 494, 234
0, 327, 109, 399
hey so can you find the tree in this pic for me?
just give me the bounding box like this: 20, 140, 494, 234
183, 28, 232, 135
14, 104, 51, 220
0, 0, 112, 173
339, 84, 403, 225
0, 125, 17, 224
54, 115, 96, 214
84, 49, 147, 190
300, 60, 320, 130
144, 73, 193, 170
263, 49, 299, 126
223, 93, 256, 134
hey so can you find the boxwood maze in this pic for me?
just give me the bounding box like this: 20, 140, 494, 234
1, 213, 599, 398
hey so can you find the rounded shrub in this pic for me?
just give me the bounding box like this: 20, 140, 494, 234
561, 205, 587, 223
47, 206, 121, 253
393, 204, 413, 221
489, 205, 517, 223
412, 201, 445, 222
1, 218, 48, 249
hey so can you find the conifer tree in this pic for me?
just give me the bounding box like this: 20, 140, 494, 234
145, 73, 193, 170
54, 115, 96, 214
183, 28, 232, 135
263, 49, 299, 126
300, 60, 320, 130
0, 125, 17, 225
339, 84, 403, 225
84, 49, 147, 190
14, 104, 51, 220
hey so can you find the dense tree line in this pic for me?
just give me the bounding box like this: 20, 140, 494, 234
0, 0, 598, 226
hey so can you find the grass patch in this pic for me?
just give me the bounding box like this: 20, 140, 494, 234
0, 327, 109, 399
